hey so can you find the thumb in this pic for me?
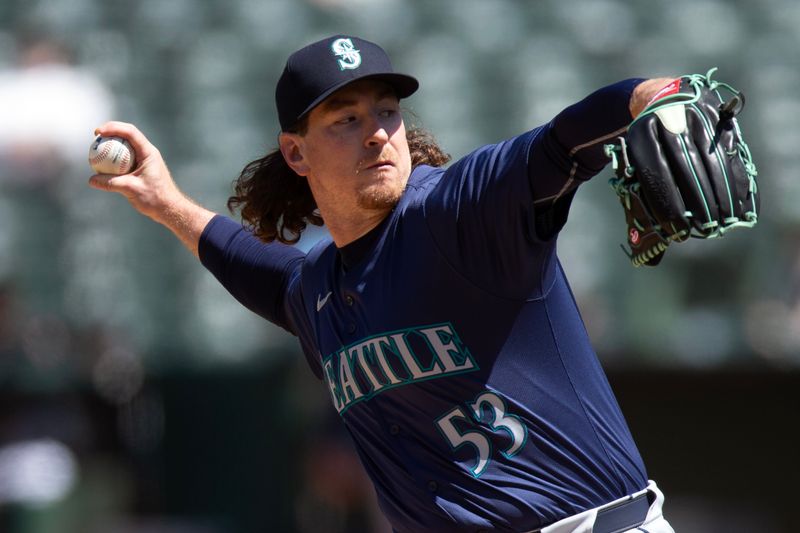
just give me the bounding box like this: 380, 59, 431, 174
88, 173, 137, 194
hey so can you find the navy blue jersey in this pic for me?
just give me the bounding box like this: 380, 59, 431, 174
200, 80, 647, 532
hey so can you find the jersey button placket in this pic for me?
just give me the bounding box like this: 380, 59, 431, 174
343, 292, 356, 335
389, 424, 400, 436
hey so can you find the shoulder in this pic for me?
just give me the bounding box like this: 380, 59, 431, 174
289, 236, 336, 327
392, 164, 446, 213
406, 164, 445, 192
302, 234, 338, 271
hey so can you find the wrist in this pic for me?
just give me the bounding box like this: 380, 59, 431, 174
158, 195, 216, 257
629, 78, 678, 118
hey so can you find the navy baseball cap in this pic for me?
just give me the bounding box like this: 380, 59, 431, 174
276, 35, 419, 131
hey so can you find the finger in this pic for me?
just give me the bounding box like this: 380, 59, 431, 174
691, 88, 757, 222
88, 173, 137, 194
722, 132, 757, 219
686, 106, 736, 222
93, 121, 157, 163
664, 130, 720, 235
628, 116, 690, 239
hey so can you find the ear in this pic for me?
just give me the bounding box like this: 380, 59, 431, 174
279, 133, 310, 177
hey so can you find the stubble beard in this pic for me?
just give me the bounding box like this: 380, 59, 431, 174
355, 145, 410, 211
356, 180, 405, 211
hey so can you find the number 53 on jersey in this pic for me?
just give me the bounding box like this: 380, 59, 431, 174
435, 391, 528, 478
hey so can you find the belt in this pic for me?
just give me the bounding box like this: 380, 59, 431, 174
528, 491, 652, 533
592, 491, 650, 533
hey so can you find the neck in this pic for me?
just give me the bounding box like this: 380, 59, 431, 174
322, 205, 392, 247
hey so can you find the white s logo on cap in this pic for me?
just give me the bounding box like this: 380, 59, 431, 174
331, 38, 361, 70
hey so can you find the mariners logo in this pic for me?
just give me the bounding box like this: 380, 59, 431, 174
331, 38, 361, 70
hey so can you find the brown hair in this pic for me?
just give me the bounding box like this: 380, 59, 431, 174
227, 126, 450, 244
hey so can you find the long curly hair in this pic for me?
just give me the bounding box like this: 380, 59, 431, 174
227, 126, 450, 244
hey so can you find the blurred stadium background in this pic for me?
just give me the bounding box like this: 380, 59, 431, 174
0, 0, 798, 532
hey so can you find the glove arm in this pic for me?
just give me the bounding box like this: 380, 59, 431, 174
550, 78, 644, 173
527, 79, 644, 239
534, 77, 677, 201
530, 78, 643, 206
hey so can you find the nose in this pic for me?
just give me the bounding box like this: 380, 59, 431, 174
364, 114, 390, 147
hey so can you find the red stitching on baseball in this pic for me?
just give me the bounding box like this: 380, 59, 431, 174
90, 144, 112, 164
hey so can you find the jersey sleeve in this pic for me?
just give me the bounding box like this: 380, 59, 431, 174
422, 79, 643, 297
198, 215, 307, 335
530, 78, 644, 238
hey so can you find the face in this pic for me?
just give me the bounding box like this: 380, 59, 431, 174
280, 79, 411, 213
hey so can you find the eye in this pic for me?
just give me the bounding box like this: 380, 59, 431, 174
378, 109, 397, 118
335, 115, 356, 125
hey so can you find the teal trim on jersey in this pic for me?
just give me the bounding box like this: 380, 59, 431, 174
415, 325, 474, 373
434, 390, 530, 478
468, 390, 529, 460
322, 322, 480, 416
434, 406, 494, 478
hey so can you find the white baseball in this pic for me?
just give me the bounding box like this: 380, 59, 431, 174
88, 135, 135, 175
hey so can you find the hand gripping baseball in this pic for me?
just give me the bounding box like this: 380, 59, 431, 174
604, 69, 759, 266
88, 122, 215, 257
88, 122, 186, 225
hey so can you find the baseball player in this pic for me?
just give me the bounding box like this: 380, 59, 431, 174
89, 35, 682, 532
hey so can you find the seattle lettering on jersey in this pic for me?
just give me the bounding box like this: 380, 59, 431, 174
322, 322, 478, 414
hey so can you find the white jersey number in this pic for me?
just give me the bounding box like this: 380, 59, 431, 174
435, 391, 528, 477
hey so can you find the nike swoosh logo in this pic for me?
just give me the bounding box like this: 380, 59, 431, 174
316, 291, 332, 312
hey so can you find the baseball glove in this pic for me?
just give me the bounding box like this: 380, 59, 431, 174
604, 68, 759, 267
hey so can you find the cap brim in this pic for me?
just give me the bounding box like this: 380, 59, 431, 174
293, 72, 419, 126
